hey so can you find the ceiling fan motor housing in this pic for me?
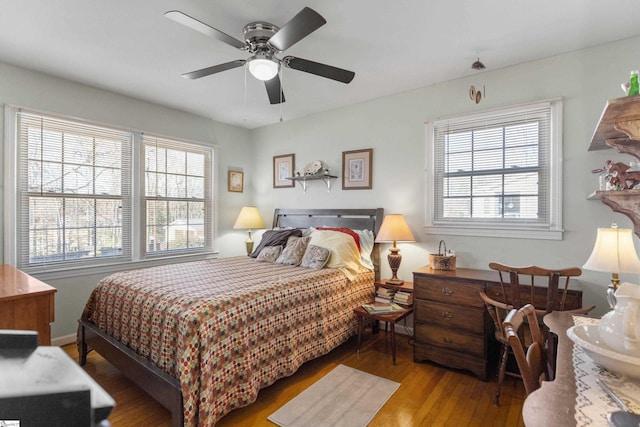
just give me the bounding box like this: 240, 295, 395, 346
243, 22, 280, 53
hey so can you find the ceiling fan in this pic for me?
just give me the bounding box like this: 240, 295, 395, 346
165, 7, 355, 104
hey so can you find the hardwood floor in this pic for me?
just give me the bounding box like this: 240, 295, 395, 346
63, 331, 526, 426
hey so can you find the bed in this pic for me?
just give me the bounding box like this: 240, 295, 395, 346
78, 208, 384, 426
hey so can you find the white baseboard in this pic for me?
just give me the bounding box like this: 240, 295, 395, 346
52, 333, 76, 347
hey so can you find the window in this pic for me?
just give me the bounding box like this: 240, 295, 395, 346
143, 135, 211, 254
4, 107, 216, 274
425, 99, 563, 239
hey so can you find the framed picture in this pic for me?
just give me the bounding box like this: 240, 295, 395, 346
273, 154, 295, 188
342, 148, 372, 190
228, 170, 244, 193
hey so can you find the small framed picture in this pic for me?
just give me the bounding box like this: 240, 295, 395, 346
228, 170, 244, 193
342, 148, 372, 190
273, 154, 295, 188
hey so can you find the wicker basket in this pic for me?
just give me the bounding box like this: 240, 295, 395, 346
429, 240, 456, 270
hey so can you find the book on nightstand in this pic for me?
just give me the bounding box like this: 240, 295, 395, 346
375, 287, 396, 303
362, 302, 405, 314
393, 290, 413, 306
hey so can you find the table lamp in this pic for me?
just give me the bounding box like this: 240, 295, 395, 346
374, 214, 416, 285
233, 206, 265, 255
583, 223, 640, 305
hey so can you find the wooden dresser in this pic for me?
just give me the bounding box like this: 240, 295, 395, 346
0, 265, 56, 345
412, 266, 583, 381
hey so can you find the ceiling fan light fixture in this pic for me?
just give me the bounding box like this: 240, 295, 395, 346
248, 54, 279, 81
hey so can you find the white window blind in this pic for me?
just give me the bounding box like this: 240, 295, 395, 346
6, 106, 217, 274
142, 135, 212, 255
16, 111, 132, 267
426, 100, 563, 239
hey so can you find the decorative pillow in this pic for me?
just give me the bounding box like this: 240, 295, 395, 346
256, 245, 283, 263
308, 230, 363, 280
301, 227, 316, 238
275, 236, 311, 266
318, 227, 361, 252
249, 229, 302, 258
300, 245, 331, 269
354, 229, 375, 270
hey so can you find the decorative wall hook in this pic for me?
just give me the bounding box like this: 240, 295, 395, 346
469, 85, 485, 104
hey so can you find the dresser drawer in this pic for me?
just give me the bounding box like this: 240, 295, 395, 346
414, 276, 485, 308
414, 323, 484, 357
414, 300, 484, 334
414, 343, 488, 381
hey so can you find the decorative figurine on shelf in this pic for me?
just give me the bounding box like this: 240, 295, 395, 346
303, 160, 324, 176
630, 70, 640, 96
592, 160, 613, 190
622, 70, 640, 96
608, 161, 640, 190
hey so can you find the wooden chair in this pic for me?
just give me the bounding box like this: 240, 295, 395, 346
488, 262, 586, 315
503, 304, 546, 396
479, 291, 514, 404
482, 264, 595, 404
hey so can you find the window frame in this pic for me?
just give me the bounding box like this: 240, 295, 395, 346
424, 99, 563, 240
4, 106, 219, 278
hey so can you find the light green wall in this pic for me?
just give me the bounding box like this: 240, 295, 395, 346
0, 62, 254, 339
250, 35, 640, 317
3, 36, 640, 340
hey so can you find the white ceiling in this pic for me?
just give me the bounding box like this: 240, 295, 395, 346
0, 1, 638, 129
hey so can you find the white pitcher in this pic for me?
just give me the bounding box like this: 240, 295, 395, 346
598, 282, 640, 355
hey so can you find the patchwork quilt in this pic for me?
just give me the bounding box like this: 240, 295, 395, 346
81, 256, 373, 426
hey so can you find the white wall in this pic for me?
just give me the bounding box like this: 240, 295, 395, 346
0, 62, 254, 339
250, 35, 640, 317
3, 35, 640, 340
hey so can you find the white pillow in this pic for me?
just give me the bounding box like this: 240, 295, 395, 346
308, 230, 363, 280
354, 229, 375, 270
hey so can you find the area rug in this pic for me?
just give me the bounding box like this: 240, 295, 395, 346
268, 364, 400, 427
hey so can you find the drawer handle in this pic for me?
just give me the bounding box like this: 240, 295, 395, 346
443, 337, 454, 344
442, 287, 454, 296
442, 311, 454, 320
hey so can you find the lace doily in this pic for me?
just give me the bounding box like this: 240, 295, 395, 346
572, 316, 640, 426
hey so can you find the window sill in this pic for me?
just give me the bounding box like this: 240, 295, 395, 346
19, 251, 220, 281
423, 225, 563, 240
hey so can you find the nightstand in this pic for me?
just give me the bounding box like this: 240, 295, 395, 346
353, 302, 413, 365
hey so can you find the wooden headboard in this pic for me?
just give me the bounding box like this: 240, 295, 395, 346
272, 208, 384, 280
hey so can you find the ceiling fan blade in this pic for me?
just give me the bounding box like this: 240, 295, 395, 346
283, 56, 355, 84
165, 10, 246, 50
182, 60, 246, 80
268, 7, 326, 51
265, 76, 286, 104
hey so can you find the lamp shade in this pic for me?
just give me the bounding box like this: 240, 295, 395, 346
583, 226, 640, 274
233, 206, 265, 230
375, 214, 415, 243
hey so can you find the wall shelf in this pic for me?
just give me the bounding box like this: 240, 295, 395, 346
588, 95, 640, 236
287, 174, 338, 193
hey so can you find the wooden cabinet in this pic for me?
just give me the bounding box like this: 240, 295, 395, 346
589, 95, 640, 237
413, 267, 495, 381
0, 265, 56, 345
412, 266, 583, 381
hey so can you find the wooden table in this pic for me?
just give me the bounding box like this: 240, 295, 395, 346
0, 264, 57, 345
522, 311, 576, 426
354, 304, 413, 365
